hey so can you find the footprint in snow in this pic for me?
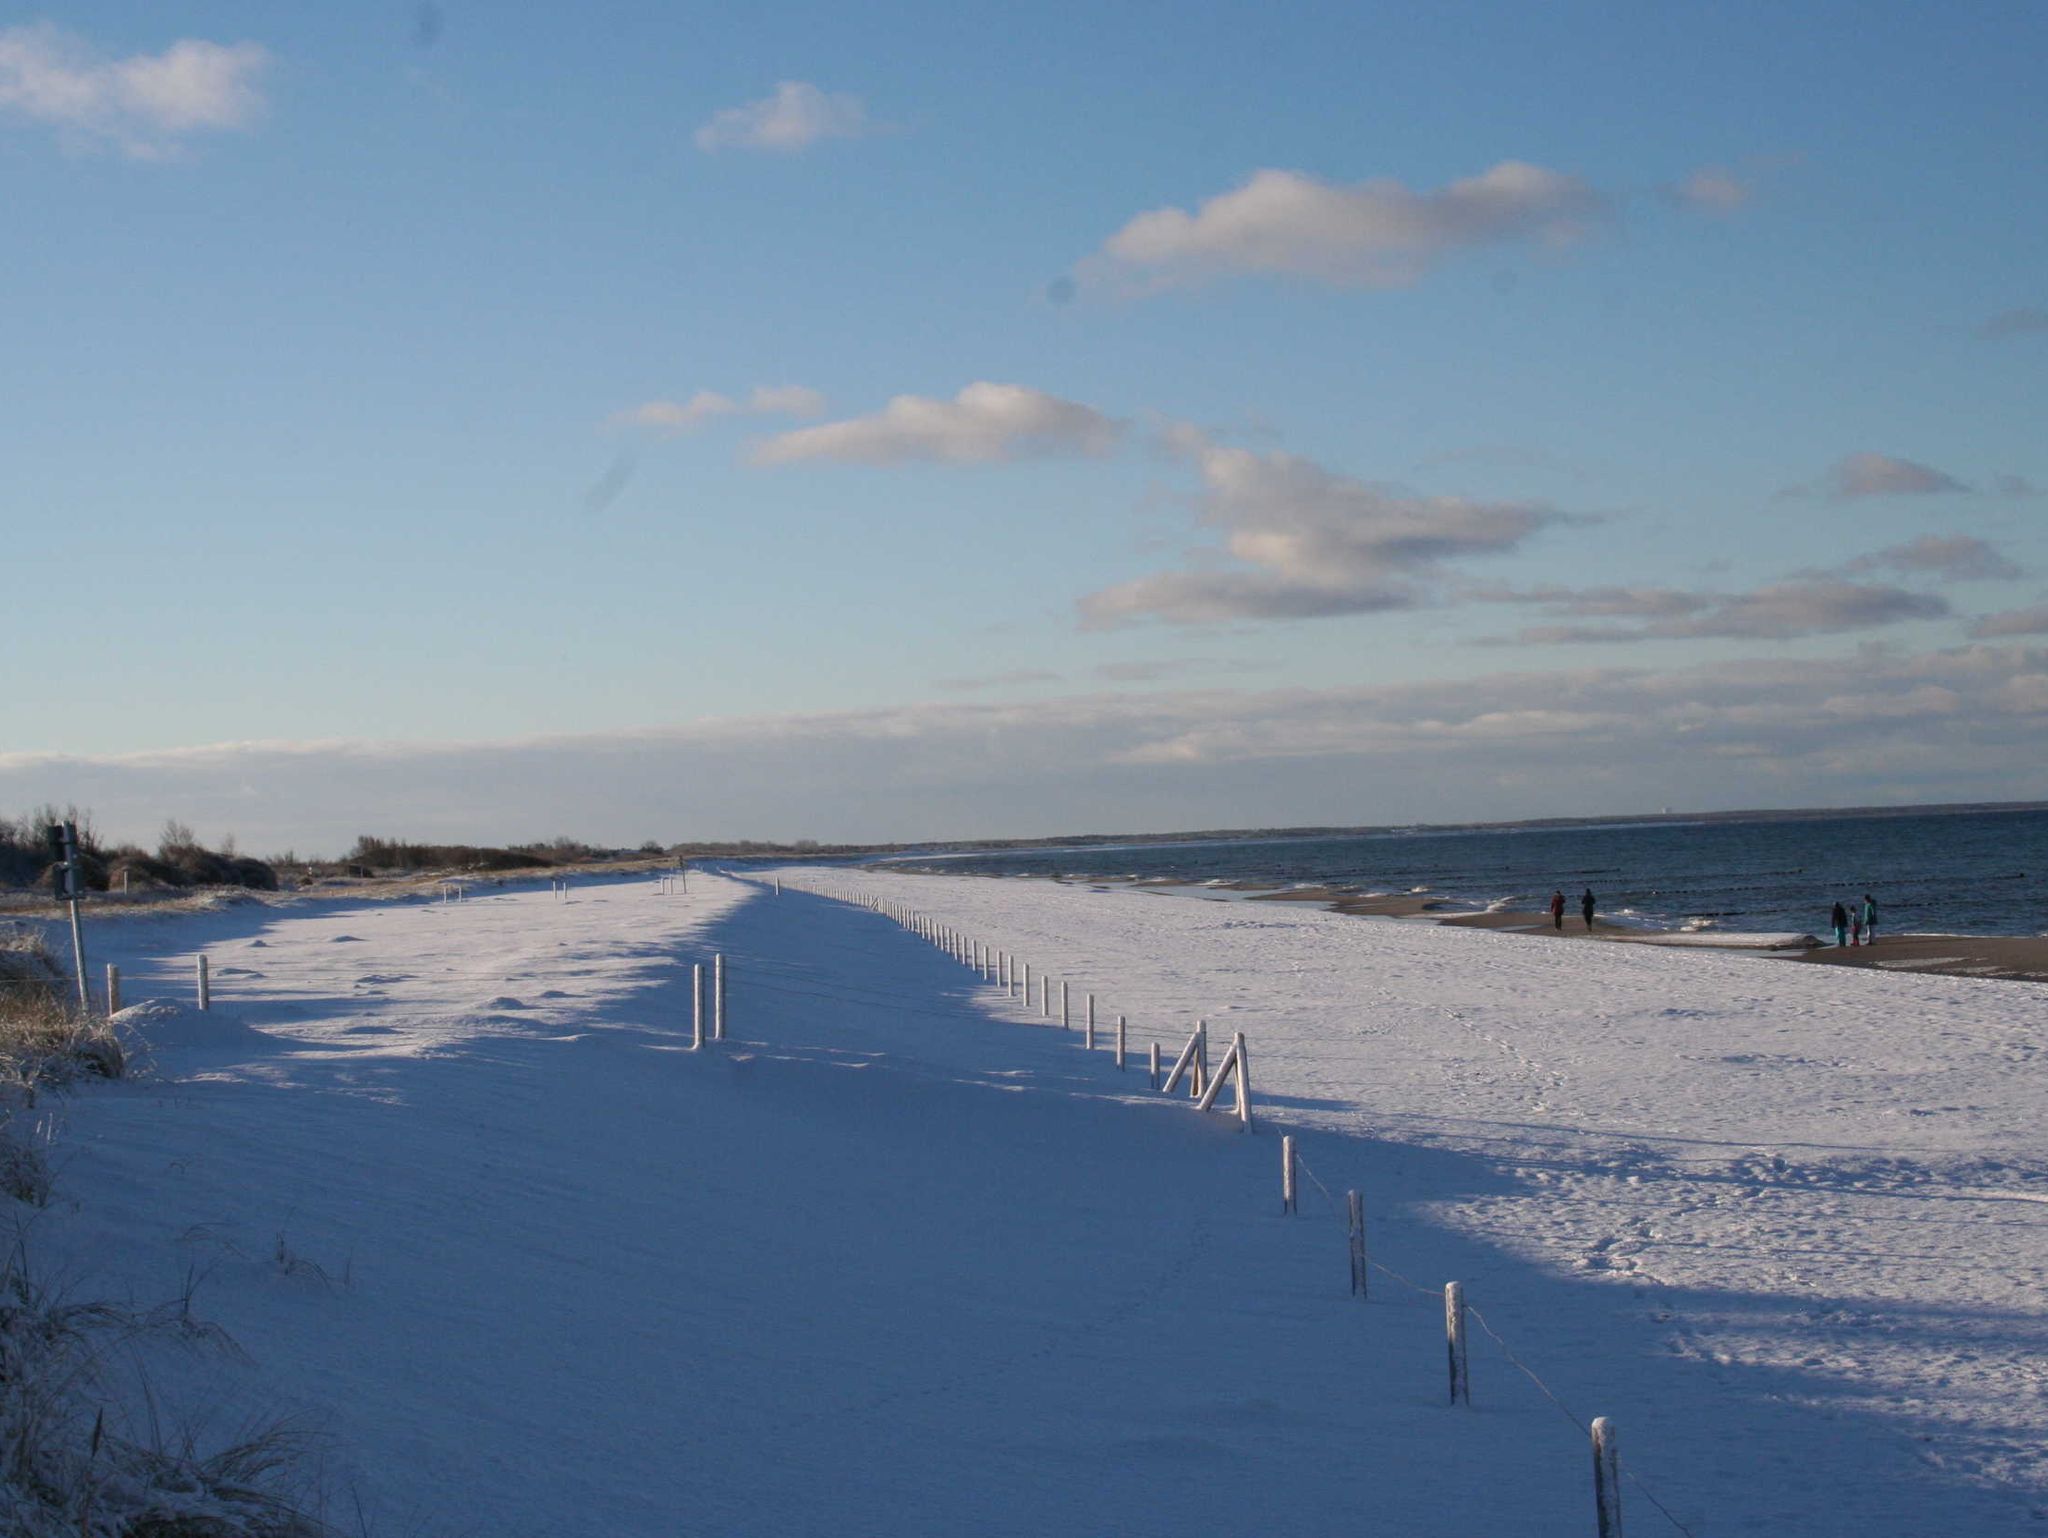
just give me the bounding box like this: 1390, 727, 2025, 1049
486, 996, 528, 1010
245, 939, 268, 948
328, 935, 364, 944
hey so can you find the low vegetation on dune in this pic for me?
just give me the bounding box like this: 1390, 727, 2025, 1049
0, 934, 337, 1534
0, 813, 278, 897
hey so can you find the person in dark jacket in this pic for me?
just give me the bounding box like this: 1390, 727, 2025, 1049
1831, 900, 1849, 947
1549, 890, 1566, 930
1580, 888, 1596, 931
1862, 893, 1878, 944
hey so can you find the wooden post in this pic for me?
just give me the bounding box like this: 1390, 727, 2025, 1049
713, 953, 726, 1041
1591, 1417, 1622, 1538
1190, 1020, 1208, 1099
1281, 1134, 1297, 1214
1348, 1190, 1367, 1298
1148, 1040, 1161, 1089
1162, 1023, 1206, 1094
1061, 980, 1070, 1031
691, 963, 704, 1050
1195, 1036, 1239, 1112
1115, 1015, 1126, 1070
1022, 961, 1031, 1000
1084, 993, 1094, 1049
196, 954, 210, 1012
1445, 1282, 1470, 1405
1232, 1031, 1251, 1129
105, 963, 121, 1017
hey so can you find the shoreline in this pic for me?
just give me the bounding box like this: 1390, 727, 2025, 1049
1137, 878, 2048, 986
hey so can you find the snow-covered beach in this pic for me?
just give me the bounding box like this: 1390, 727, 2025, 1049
17, 866, 2048, 1533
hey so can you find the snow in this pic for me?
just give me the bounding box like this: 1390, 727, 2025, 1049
1626, 929, 1819, 949
23, 867, 2048, 1533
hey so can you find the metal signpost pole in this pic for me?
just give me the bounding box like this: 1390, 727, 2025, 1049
52, 822, 89, 1013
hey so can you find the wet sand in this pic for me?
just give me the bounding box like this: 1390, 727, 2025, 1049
1287, 891, 2048, 985
1786, 933, 2048, 984
1070, 875, 2048, 986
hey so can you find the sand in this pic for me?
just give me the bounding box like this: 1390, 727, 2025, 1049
1264, 890, 2048, 986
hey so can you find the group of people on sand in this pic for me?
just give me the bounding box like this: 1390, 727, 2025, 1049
1538, 886, 1879, 946
1547, 888, 1597, 932
1831, 894, 1878, 948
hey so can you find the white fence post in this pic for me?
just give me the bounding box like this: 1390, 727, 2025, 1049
713, 953, 726, 1041
1149, 1040, 1161, 1090
1232, 1032, 1251, 1128
1061, 980, 1070, 1030
1348, 1190, 1367, 1298
196, 954, 210, 1012
1191, 1020, 1208, 1099
692, 963, 704, 1050
1195, 1034, 1248, 1121
1591, 1417, 1622, 1538
105, 963, 121, 1017
1115, 1014, 1127, 1070
1162, 1022, 1207, 1095
1445, 1282, 1470, 1406
1084, 993, 1095, 1050
1281, 1134, 1297, 1214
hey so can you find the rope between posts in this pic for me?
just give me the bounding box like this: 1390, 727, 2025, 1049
1298, 1159, 1695, 1532
798, 882, 1706, 1536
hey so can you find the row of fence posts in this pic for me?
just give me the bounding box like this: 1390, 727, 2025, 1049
841, 888, 1257, 1130
813, 876, 1636, 1538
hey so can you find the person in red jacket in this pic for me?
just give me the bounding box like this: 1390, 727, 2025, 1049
1548, 890, 1566, 930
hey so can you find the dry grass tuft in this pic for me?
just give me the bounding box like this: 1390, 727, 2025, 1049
0, 1236, 335, 1535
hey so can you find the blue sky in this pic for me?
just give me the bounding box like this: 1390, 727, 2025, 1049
3, 2, 2045, 849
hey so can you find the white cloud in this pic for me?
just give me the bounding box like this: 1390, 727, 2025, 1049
932, 670, 1065, 693
11, 644, 2048, 850
613, 385, 825, 436
1786, 452, 1971, 500
693, 81, 871, 153
1087, 161, 1604, 291
1842, 535, 2019, 581
1491, 579, 1949, 644
1969, 605, 2048, 640
751, 382, 1124, 466
1978, 307, 2048, 341
1079, 430, 1550, 627
1672, 165, 1750, 213
0, 23, 267, 158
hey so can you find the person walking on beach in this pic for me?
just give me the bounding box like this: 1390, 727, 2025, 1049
1549, 890, 1566, 930
1831, 900, 1849, 948
1580, 888, 1597, 932
1851, 908, 1863, 947
1862, 893, 1878, 944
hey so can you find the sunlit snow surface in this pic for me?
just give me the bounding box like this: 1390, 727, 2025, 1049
36, 869, 2048, 1534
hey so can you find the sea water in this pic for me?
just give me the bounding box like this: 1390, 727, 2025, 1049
880, 806, 2048, 938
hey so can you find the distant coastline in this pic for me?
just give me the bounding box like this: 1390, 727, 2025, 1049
868, 797, 2048, 865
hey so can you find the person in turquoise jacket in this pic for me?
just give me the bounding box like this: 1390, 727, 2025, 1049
1862, 894, 1877, 943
